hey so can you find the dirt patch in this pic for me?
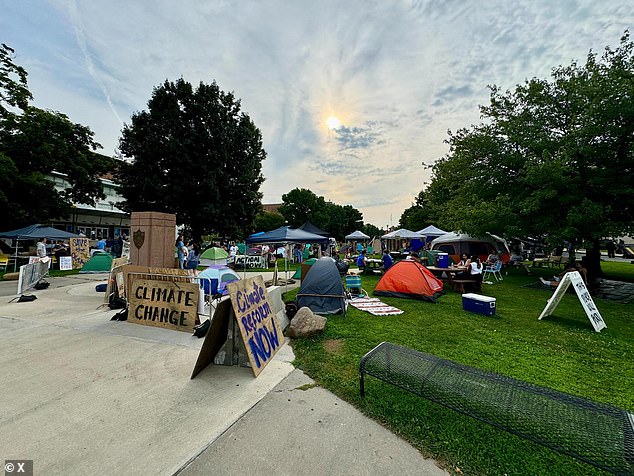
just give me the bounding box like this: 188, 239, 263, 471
323, 339, 344, 354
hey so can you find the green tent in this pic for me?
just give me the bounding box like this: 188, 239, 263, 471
79, 252, 113, 273
200, 247, 228, 260
292, 258, 317, 279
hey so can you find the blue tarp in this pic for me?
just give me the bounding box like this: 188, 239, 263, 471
0, 224, 79, 240
245, 226, 329, 244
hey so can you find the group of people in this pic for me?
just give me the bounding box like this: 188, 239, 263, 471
175, 234, 201, 271
452, 253, 484, 280
355, 249, 395, 272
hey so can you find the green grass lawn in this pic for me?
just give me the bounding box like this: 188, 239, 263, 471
287, 262, 634, 475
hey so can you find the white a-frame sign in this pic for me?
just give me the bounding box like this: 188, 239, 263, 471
538, 271, 606, 332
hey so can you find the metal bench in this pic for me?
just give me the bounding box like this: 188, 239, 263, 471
359, 342, 634, 474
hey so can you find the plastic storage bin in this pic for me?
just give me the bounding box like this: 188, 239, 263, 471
462, 293, 496, 316
437, 252, 449, 268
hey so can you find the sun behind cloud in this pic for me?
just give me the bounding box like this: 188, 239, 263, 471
326, 116, 341, 130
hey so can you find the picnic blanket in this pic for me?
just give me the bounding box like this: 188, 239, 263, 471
348, 297, 403, 316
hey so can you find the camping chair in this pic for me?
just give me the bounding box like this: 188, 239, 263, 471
0, 255, 8, 272
483, 260, 503, 281
345, 275, 368, 299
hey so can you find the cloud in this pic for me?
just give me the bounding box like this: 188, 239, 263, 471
2, 0, 631, 226
332, 121, 384, 150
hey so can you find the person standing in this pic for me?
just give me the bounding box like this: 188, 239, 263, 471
176, 234, 186, 269
186, 243, 201, 271
606, 240, 616, 258
36, 238, 47, 258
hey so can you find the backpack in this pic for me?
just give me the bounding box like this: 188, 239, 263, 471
285, 302, 299, 320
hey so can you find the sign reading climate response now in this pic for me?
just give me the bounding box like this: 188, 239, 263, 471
227, 276, 284, 377
128, 278, 199, 333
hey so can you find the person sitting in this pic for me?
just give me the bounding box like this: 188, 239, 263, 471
456, 255, 482, 280
409, 251, 422, 264
454, 253, 470, 268
381, 249, 393, 271
356, 250, 367, 270
485, 250, 499, 266
469, 255, 483, 279
540, 261, 588, 287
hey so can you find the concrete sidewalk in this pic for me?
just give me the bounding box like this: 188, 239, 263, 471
178, 369, 447, 476
0, 273, 446, 475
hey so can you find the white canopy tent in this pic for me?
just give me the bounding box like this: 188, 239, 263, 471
381, 229, 423, 239
345, 230, 370, 240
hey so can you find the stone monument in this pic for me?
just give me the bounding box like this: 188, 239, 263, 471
129, 212, 177, 268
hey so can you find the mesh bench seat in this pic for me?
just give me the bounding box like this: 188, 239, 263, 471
359, 342, 634, 474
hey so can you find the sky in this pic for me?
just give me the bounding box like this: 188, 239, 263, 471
2, 1, 631, 228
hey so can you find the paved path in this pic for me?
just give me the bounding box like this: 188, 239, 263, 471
0, 272, 447, 476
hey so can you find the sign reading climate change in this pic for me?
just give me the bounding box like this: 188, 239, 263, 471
227, 276, 284, 377
128, 278, 199, 333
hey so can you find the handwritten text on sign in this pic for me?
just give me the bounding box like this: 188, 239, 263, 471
127, 278, 199, 333
228, 276, 284, 376
233, 255, 266, 269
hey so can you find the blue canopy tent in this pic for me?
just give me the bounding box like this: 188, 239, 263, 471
0, 224, 79, 240
298, 221, 331, 237
245, 226, 329, 245
0, 224, 79, 271
245, 226, 329, 289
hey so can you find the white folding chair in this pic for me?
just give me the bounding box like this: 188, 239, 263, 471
483, 260, 503, 281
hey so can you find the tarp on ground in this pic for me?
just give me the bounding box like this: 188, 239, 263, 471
299, 221, 331, 237
373, 260, 443, 303
345, 230, 370, 240
296, 257, 346, 314
0, 224, 79, 240
79, 252, 113, 273
245, 226, 329, 244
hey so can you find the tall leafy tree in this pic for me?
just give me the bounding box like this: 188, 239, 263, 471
421, 32, 634, 278
116, 79, 266, 240
279, 188, 327, 228
0, 44, 110, 229
279, 188, 365, 240
253, 210, 285, 233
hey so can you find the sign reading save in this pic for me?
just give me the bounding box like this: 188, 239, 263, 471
227, 276, 284, 376
127, 278, 199, 333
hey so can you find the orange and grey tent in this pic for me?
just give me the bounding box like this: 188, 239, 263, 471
373, 260, 444, 302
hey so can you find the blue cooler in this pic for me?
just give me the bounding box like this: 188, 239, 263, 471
462, 293, 496, 316
437, 252, 449, 268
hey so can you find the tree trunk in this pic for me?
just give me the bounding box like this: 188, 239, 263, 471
583, 239, 603, 282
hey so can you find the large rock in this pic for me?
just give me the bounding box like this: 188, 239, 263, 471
287, 307, 326, 338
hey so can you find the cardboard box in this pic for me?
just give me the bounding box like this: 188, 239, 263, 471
462, 293, 496, 316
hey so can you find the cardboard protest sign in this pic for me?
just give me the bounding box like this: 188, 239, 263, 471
59, 256, 73, 271
70, 237, 90, 269
227, 275, 284, 377
127, 278, 199, 333
191, 298, 241, 379
234, 255, 266, 269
